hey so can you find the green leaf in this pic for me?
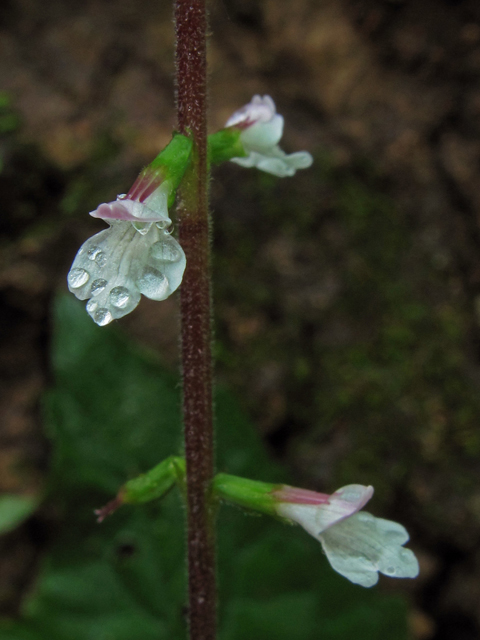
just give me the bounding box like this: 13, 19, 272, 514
2, 295, 412, 640
0, 495, 39, 534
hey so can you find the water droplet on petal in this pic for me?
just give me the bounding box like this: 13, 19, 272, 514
88, 246, 100, 260
132, 221, 152, 235
68, 268, 89, 288
91, 279, 108, 295
151, 241, 181, 262
94, 308, 113, 326
109, 286, 130, 309
87, 246, 106, 267
86, 299, 98, 313
384, 566, 396, 576
136, 266, 169, 300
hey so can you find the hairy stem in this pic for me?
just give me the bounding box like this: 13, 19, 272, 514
174, 1, 216, 639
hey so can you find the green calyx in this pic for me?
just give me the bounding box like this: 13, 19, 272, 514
121, 456, 185, 505
213, 473, 281, 516
208, 128, 247, 165
131, 128, 247, 213
103, 458, 282, 521
148, 133, 193, 184
136, 133, 193, 208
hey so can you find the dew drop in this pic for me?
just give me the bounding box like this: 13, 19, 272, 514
151, 241, 181, 262
132, 221, 151, 235
136, 266, 168, 300
95, 252, 107, 267
94, 308, 113, 326
91, 278, 108, 295
68, 268, 89, 288
86, 299, 98, 313
384, 566, 396, 576
87, 246, 106, 267
87, 246, 101, 260
109, 286, 130, 309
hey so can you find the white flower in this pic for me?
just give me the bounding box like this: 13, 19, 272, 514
67, 186, 186, 326
225, 95, 313, 177
275, 484, 419, 587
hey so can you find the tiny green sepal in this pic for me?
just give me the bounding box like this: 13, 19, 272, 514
129, 133, 194, 209
213, 473, 282, 516
148, 133, 193, 185
122, 455, 185, 504
95, 456, 186, 522
208, 128, 247, 165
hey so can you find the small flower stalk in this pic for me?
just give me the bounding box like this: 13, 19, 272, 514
215, 473, 419, 588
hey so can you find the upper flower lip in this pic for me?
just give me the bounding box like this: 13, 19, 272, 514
90, 196, 172, 225
225, 95, 277, 128
276, 484, 374, 534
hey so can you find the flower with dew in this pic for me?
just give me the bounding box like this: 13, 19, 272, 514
274, 483, 419, 587
224, 94, 313, 177
67, 135, 191, 326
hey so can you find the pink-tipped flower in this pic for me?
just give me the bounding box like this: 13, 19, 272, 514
225, 95, 313, 177
274, 484, 419, 587
67, 135, 191, 326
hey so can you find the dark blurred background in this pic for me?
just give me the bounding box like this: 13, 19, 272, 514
2, 0, 480, 638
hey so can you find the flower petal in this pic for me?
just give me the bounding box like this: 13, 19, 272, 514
320, 511, 420, 587
67, 221, 185, 325
225, 94, 277, 127
231, 147, 313, 177
277, 484, 373, 537
90, 185, 171, 225
239, 116, 284, 151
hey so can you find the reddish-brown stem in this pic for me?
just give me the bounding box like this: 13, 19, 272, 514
175, 1, 216, 640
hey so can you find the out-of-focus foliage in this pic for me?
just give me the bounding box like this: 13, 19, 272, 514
0, 93, 20, 136
1, 295, 411, 640
0, 496, 38, 535
214, 155, 480, 523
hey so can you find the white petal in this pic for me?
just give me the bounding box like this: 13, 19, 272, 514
231, 147, 313, 177
277, 485, 373, 537
90, 184, 171, 225
240, 115, 284, 151
320, 512, 419, 588
225, 95, 277, 127
67, 221, 186, 325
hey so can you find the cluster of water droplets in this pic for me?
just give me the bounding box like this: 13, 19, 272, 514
67, 220, 186, 326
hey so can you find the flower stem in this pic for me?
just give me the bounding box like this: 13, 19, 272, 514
174, 1, 216, 640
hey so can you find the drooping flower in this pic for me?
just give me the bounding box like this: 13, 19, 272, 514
274, 484, 419, 587
67, 134, 191, 326
213, 473, 419, 587
224, 95, 313, 177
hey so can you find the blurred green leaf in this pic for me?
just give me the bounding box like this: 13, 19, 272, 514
0, 495, 39, 535
1, 295, 411, 640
